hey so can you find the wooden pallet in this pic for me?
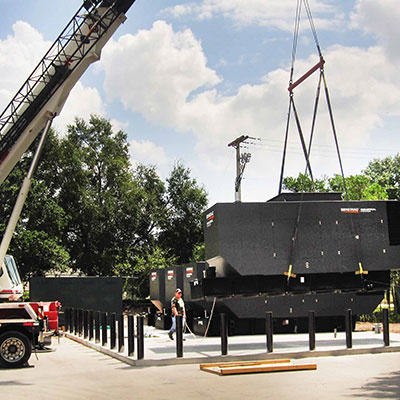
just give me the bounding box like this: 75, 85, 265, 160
200, 359, 317, 376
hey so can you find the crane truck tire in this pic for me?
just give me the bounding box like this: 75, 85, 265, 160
0, 331, 31, 368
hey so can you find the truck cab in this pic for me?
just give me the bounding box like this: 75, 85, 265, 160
0, 255, 23, 301
0, 255, 61, 368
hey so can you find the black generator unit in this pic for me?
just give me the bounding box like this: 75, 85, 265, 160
149, 263, 207, 330
165, 266, 184, 305
200, 194, 400, 297
149, 268, 166, 313
149, 194, 400, 334
30, 277, 124, 326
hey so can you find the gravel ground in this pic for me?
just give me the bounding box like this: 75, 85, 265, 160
356, 321, 400, 333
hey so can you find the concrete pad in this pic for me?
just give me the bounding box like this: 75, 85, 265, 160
65, 326, 400, 367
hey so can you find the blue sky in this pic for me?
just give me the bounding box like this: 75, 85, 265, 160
0, 0, 399, 205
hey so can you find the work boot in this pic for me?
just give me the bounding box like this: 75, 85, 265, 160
168, 331, 173, 340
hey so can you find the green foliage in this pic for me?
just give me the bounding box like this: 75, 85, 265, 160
0, 115, 208, 299
159, 162, 208, 264
119, 247, 178, 299
283, 172, 388, 201
191, 243, 205, 262
364, 155, 400, 199
283, 173, 327, 193
359, 310, 400, 324
57, 115, 138, 276
12, 230, 70, 278
328, 174, 388, 200
0, 131, 70, 278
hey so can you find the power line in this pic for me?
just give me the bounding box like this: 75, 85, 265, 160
247, 145, 393, 160
247, 139, 400, 155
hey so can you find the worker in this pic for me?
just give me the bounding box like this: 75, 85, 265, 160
168, 288, 186, 340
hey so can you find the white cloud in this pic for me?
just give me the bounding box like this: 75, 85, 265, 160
0, 21, 51, 112
99, 20, 400, 202
129, 139, 171, 177
350, 0, 400, 60
101, 21, 221, 128
110, 119, 129, 133
0, 21, 108, 136
163, 0, 344, 31
53, 82, 106, 134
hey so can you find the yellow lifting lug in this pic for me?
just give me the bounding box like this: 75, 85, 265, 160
284, 264, 297, 281
355, 262, 368, 275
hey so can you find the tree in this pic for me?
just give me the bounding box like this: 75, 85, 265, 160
0, 115, 209, 299
328, 174, 388, 200
364, 155, 400, 199
159, 162, 208, 264
119, 246, 178, 299
57, 115, 152, 276
283, 173, 327, 193
283, 173, 388, 201
0, 130, 70, 278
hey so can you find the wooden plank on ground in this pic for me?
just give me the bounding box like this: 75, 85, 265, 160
200, 359, 291, 369
200, 359, 317, 376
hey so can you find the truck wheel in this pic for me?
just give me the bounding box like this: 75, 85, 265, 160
0, 331, 32, 368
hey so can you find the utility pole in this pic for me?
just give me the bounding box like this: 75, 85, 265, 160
228, 135, 251, 202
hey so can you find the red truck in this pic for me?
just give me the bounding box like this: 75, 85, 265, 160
0, 255, 60, 367
0, 0, 136, 368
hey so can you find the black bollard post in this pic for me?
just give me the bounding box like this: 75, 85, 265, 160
383, 308, 390, 346
77, 309, 81, 335
176, 315, 183, 358
308, 310, 316, 351
88, 310, 94, 341
220, 313, 228, 356
128, 315, 134, 357
68, 308, 73, 333
65, 308, 70, 332
79, 309, 83, 336
76, 309, 79, 335
95, 311, 100, 343
345, 309, 352, 349
137, 315, 144, 360
101, 312, 107, 346
74, 308, 78, 335
118, 314, 124, 353
265, 311, 273, 353
110, 313, 116, 350
83, 310, 88, 339
69, 308, 75, 333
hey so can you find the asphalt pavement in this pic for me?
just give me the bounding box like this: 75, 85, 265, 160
1, 337, 400, 400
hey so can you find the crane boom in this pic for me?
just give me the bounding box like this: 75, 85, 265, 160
0, 0, 136, 186
0, 0, 137, 369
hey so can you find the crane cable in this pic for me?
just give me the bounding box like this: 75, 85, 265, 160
280, 0, 359, 288
303, 2, 362, 278
278, 0, 348, 199
302, 2, 361, 278
282, 0, 315, 286
279, 0, 302, 194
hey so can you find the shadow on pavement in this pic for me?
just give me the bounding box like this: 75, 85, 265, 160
349, 370, 400, 399
0, 381, 33, 386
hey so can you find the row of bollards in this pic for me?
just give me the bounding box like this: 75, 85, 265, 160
265, 308, 390, 354
65, 308, 146, 360
64, 307, 391, 360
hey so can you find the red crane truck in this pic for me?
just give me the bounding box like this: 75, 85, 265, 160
0, 0, 136, 368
